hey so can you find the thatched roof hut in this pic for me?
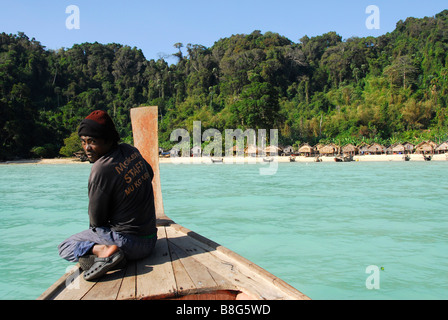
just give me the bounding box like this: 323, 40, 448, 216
265, 145, 282, 152
436, 141, 448, 154
388, 143, 405, 154
403, 142, 415, 154
319, 144, 339, 155
366, 143, 385, 155
283, 146, 295, 155
342, 144, 357, 155
415, 141, 436, 154
169, 147, 180, 157
245, 145, 262, 156
265, 145, 282, 155
191, 146, 201, 157
226, 145, 244, 156
357, 143, 369, 155
298, 144, 315, 156
313, 143, 323, 151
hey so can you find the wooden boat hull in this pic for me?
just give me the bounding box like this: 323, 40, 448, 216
38, 106, 309, 300
39, 221, 308, 300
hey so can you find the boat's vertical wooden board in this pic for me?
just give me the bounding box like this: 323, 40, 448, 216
135, 227, 177, 299
130, 106, 166, 222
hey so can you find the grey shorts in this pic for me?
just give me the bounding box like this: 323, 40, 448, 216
58, 227, 157, 262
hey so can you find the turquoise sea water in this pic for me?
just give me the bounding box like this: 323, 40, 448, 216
0, 161, 447, 300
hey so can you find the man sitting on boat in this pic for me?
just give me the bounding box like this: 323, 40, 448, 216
58, 110, 157, 281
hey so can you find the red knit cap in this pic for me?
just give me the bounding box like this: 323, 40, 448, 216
78, 110, 120, 142
85, 110, 111, 126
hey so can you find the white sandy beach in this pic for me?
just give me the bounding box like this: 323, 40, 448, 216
0, 157, 87, 165
1, 153, 447, 165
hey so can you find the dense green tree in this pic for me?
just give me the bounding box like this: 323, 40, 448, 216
1, 10, 448, 160
230, 81, 280, 129
59, 131, 82, 157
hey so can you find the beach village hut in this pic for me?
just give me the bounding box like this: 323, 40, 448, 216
169, 146, 180, 157
314, 143, 323, 153
191, 146, 202, 157
342, 144, 358, 156
385, 145, 393, 155
415, 141, 436, 154
367, 143, 385, 155
389, 143, 405, 155
319, 144, 339, 156
265, 145, 282, 156
226, 145, 243, 156
245, 144, 262, 157
436, 141, 448, 154
282, 146, 295, 155
358, 143, 369, 155
298, 144, 315, 157
403, 142, 415, 154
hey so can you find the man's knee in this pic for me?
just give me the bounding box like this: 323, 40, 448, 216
58, 239, 77, 262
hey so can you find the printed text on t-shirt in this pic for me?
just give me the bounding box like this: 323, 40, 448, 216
114, 152, 150, 196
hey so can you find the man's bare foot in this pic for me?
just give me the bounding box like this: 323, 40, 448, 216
92, 244, 119, 258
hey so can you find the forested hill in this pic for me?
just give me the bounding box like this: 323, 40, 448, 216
1, 10, 448, 160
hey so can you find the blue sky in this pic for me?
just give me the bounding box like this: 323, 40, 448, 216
1, 0, 447, 62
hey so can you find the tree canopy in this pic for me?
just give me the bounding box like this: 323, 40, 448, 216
1, 10, 448, 159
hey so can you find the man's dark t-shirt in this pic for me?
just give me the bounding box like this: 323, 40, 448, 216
87, 143, 156, 237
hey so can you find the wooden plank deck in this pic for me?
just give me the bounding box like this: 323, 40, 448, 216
38, 106, 310, 300
38, 221, 309, 300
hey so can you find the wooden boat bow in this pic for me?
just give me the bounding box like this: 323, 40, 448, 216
38, 106, 310, 300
